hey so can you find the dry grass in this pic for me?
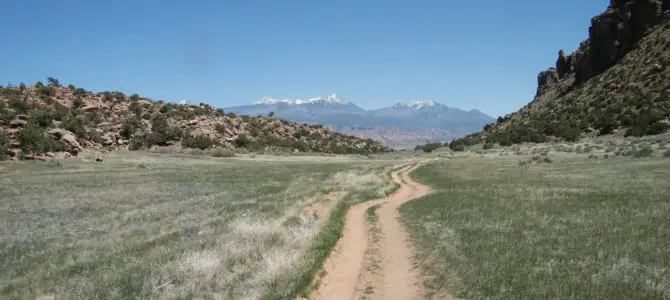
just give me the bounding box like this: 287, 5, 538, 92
401, 147, 670, 299
0, 151, 396, 300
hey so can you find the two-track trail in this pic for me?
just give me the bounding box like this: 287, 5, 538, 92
307, 161, 453, 300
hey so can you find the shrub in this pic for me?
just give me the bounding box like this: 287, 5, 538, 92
8, 96, 30, 113
233, 134, 250, 148
0, 132, 9, 160
47, 77, 60, 87
19, 122, 63, 156
129, 94, 140, 101
73, 88, 87, 96
215, 123, 226, 134
633, 147, 654, 158
121, 116, 143, 138
37, 86, 56, 97
663, 149, 670, 158
53, 102, 70, 121
543, 156, 553, 163
209, 148, 235, 157
420, 142, 442, 153
182, 134, 217, 150
148, 115, 182, 146
450, 143, 465, 152
63, 116, 87, 139
72, 96, 84, 109
31, 109, 53, 128
129, 134, 152, 150
129, 100, 142, 116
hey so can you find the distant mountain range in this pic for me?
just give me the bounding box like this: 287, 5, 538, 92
225, 94, 494, 148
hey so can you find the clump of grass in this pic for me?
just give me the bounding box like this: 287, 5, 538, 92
402, 155, 670, 299
633, 147, 654, 158
208, 148, 235, 158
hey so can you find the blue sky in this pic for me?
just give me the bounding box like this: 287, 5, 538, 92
1, 0, 608, 117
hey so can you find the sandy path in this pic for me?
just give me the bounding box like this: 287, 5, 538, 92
308, 161, 450, 300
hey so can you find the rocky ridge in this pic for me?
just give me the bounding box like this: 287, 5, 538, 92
449, 0, 670, 149
0, 81, 391, 160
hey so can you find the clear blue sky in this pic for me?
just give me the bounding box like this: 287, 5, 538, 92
1, 0, 609, 118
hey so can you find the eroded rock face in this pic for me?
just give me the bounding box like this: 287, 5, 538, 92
536, 68, 560, 98
577, 0, 666, 84
537, 0, 669, 95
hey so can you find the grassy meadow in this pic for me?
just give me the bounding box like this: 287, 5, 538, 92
0, 151, 397, 300
402, 142, 670, 299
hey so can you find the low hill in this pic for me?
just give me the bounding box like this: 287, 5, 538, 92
0, 81, 391, 160
448, 0, 670, 150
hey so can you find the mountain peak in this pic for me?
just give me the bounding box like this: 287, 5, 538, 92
254, 93, 350, 105
393, 101, 439, 109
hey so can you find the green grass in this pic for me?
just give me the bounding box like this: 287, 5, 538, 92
0, 152, 397, 300
401, 154, 670, 299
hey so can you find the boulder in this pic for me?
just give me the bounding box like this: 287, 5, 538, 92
48, 128, 82, 155
53, 151, 72, 160
8, 119, 27, 128
82, 105, 99, 113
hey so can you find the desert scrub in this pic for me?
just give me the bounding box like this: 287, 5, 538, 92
401, 155, 670, 299
0, 152, 395, 300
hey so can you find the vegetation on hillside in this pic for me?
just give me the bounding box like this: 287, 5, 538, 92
0, 80, 392, 160
438, 14, 670, 151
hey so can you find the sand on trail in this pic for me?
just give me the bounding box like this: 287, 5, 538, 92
307, 161, 455, 300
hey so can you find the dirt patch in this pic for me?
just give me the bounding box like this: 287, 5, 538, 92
307, 161, 456, 300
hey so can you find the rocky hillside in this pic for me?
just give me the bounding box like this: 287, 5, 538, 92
450, 0, 670, 149
0, 80, 391, 160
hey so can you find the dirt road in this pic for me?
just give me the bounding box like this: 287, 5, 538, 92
308, 162, 451, 300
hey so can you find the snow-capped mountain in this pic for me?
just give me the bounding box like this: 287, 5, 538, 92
224, 95, 494, 148
255, 93, 350, 106
391, 101, 438, 110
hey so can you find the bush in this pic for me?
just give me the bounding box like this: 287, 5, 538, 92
31, 109, 53, 128
47, 77, 60, 87
129, 134, 149, 150
215, 123, 226, 134
53, 102, 70, 121
37, 86, 56, 97
73, 88, 87, 96
419, 142, 442, 153
129, 100, 142, 116
209, 148, 235, 157
19, 122, 63, 156
8, 96, 30, 113
182, 134, 217, 150
633, 147, 654, 158
450, 143, 465, 152
663, 149, 670, 158
148, 115, 182, 146
0, 132, 9, 160
233, 134, 250, 148
63, 116, 87, 139
72, 96, 84, 109
121, 116, 143, 138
